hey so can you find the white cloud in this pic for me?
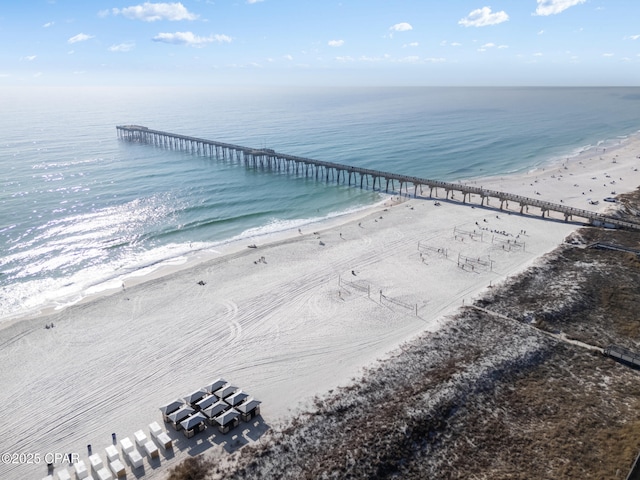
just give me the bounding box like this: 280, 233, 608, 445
533, 52, 543, 56
441, 40, 463, 47
21, 55, 37, 61
538, 30, 545, 35
335, 56, 354, 62
43, 21, 54, 28
152, 32, 231, 46
602, 53, 614, 57
109, 43, 135, 52
403, 42, 419, 48
459, 7, 508, 27
247, 0, 264, 3
390, 22, 413, 32
113, 2, 198, 22
477, 43, 508, 52
328, 39, 344, 47
283, 54, 293, 61
425, 57, 446, 63
68, 33, 94, 44
534, 0, 586, 16
628, 34, 640, 40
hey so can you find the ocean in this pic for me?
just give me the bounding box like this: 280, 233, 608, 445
1, 86, 639, 320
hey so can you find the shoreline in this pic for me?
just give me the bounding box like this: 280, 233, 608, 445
2, 129, 640, 480
4, 129, 639, 329
0, 196, 392, 329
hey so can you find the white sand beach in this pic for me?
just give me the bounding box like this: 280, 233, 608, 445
2, 133, 640, 480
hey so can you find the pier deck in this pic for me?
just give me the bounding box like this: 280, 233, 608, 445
116, 125, 640, 231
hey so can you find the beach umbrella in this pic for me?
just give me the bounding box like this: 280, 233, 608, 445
180, 412, 207, 431
159, 399, 184, 416
183, 389, 207, 405
237, 398, 261, 415
168, 406, 194, 424
214, 408, 240, 427
202, 400, 230, 419
225, 390, 249, 407
195, 394, 217, 411
214, 384, 237, 399
203, 378, 227, 394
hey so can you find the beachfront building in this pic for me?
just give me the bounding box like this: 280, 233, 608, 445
237, 398, 262, 422
180, 412, 207, 438
212, 408, 240, 434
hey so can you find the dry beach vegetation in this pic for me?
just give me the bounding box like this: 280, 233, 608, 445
197, 190, 640, 479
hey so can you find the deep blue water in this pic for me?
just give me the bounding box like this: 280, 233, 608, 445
1, 86, 639, 319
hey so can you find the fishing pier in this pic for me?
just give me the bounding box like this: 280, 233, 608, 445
116, 125, 640, 231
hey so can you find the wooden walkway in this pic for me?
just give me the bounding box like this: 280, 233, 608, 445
588, 242, 640, 256
116, 125, 640, 231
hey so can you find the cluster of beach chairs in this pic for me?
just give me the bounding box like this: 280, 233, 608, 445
42, 379, 261, 480
41, 420, 173, 480
161, 378, 261, 437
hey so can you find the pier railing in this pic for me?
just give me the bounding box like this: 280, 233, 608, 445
116, 125, 640, 231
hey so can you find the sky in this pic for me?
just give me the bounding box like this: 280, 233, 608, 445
1, 0, 639, 87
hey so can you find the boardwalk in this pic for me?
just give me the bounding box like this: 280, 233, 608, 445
116, 125, 640, 231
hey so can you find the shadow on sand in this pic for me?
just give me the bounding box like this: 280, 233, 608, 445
120, 416, 269, 478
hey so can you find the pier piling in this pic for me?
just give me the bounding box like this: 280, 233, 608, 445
116, 125, 640, 231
